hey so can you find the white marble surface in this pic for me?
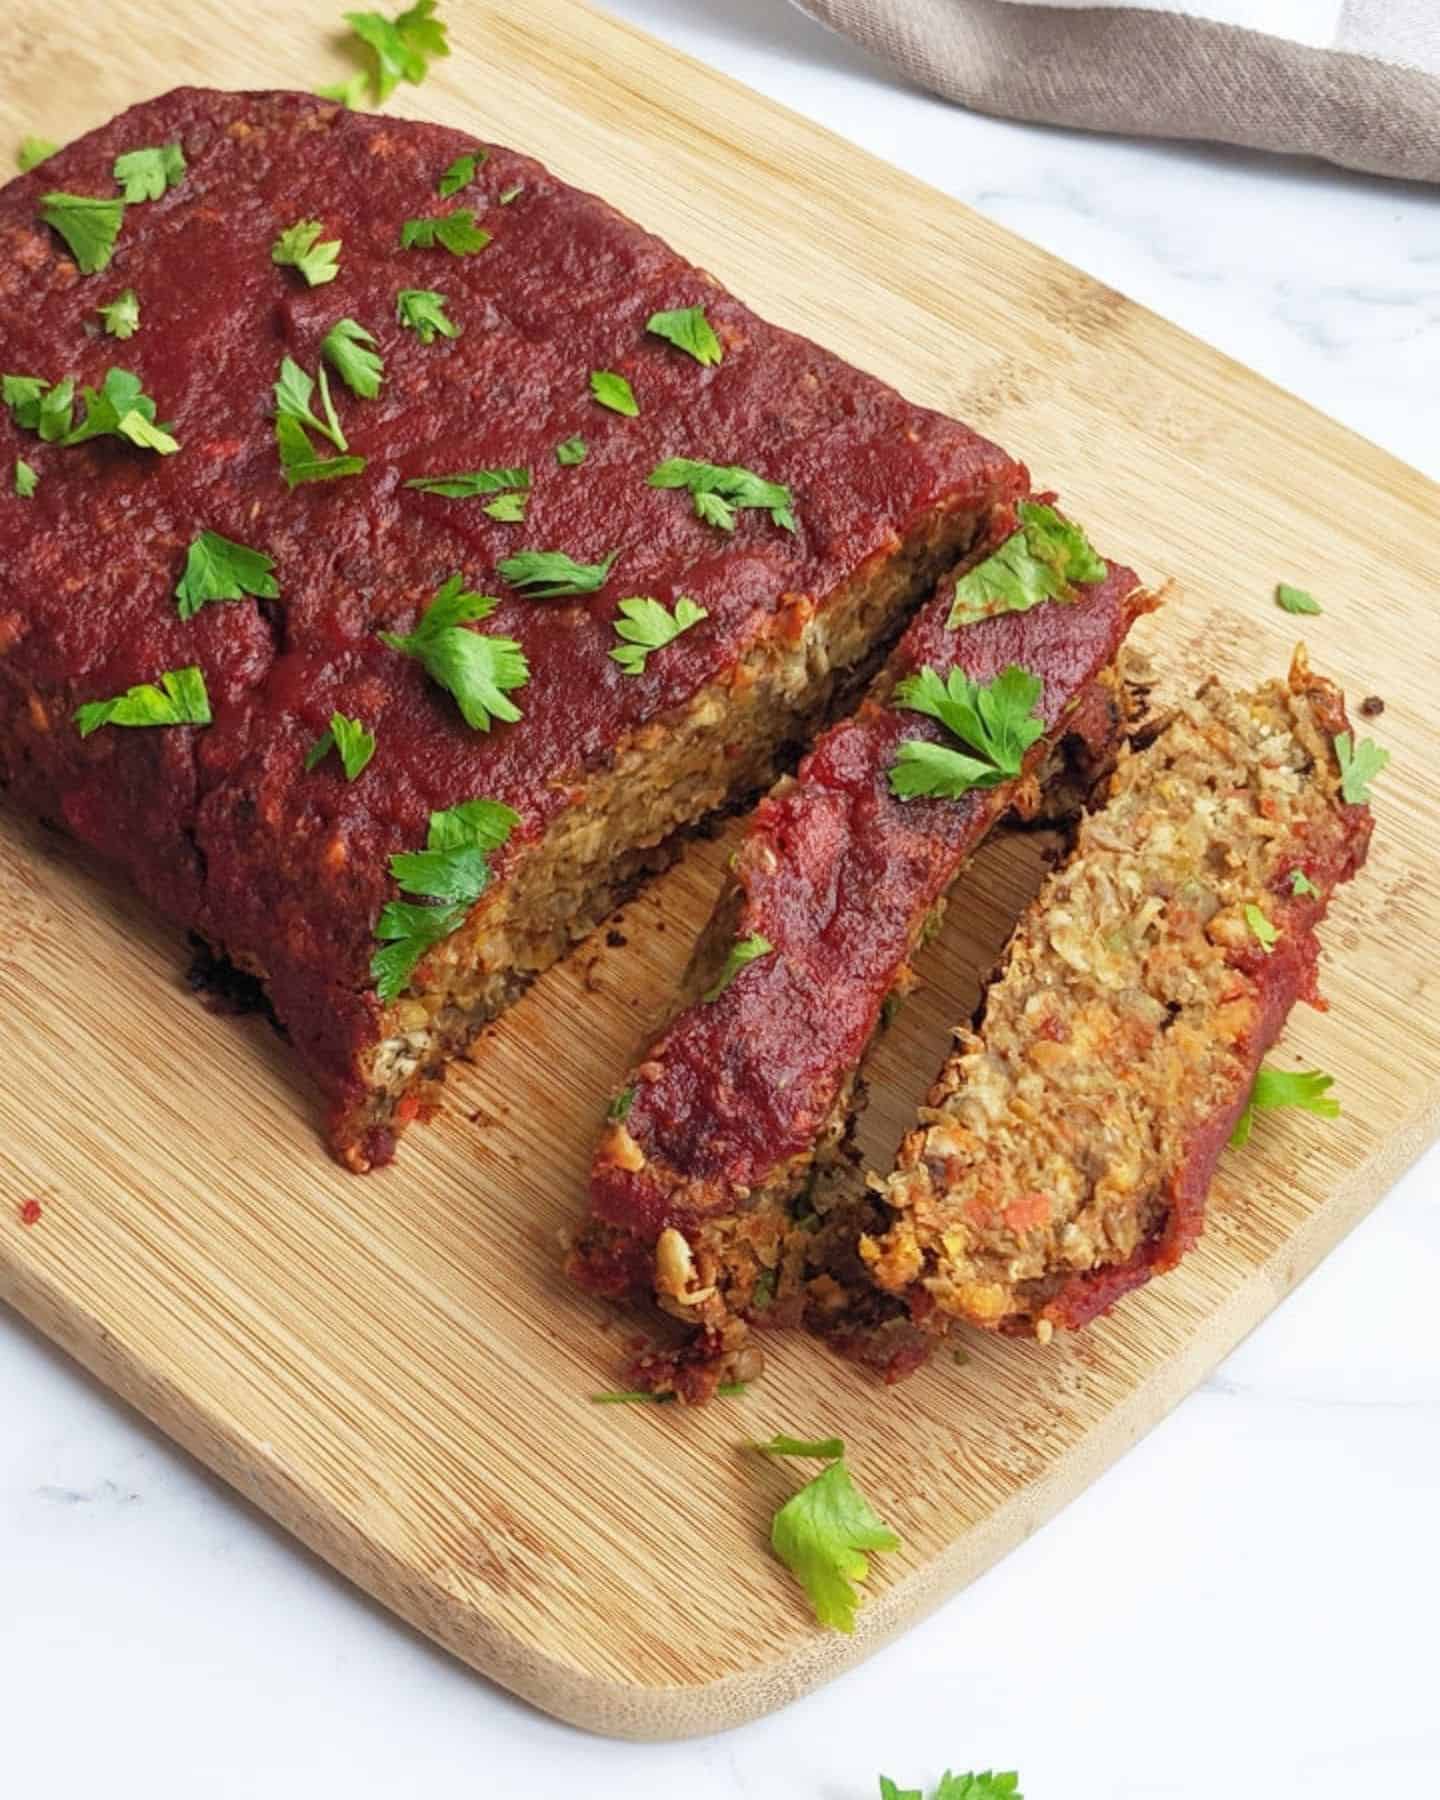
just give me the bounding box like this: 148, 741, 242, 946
4, 4, 1437, 1794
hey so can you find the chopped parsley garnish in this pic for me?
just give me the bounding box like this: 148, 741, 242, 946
39, 192, 125, 274
305, 711, 376, 781
703, 932, 773, 1002
648, 456, 795, 532
437, 150, 483, 196
405, 466, 529, 499
175, 531, 279, 621
589, 369, 638, 416
555, 434, 586, 466
315, 72, 370, 109
276, 415, 367, 486
606, 1086, 635, 1122
1230, 1065, 1339, 1149
112, 142, 185, 202
379, 573, 528, 730
96, 287, 140, 339
371, 796, 517, 1002
1275, 582, 1321, 615
1244, 902, 1278, 953
889, 664, 1045, 802
342, 0, 450, 106
400, 211, 490, 255
881, 1772, 1021, 1800
14, 459, 37, 498
321, 318, 385, 399
271, 219, 342, 287
1289, 868, 1318, 898
275, 355, 350, 451
3, 374, 51, 431
1334, 731, 1389, 806
759, 1434, 899, 1633
610, 594, 707, 675
484, 492, 526, 522
74, 666, 210, 738
396, 287, 460, 343
949, 501, 1105, 629
498, 183, 523, 205
18, 137, 59, 172
646, 305, 723, 366
498, 548, 618, 598
46, 367, 179, 455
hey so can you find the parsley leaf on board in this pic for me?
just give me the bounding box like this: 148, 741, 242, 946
321, 318, 385, 399
761, 1437, 900, 1634
73, 666, 210, 738
755, 1434, 845, 1460
949, 500, 1105, 629
1289, 868, 1319, 898
648, 456, 796, 532
1275, 582, 1321, 615
305, 711, 376, 781
18, 137, 59, 172
404, 466, 529, 499
610, 594, 707, 675
396, 286, 461, 343
275, 356, 349, 451
371, 796, 518, 1002
589, 369, 638, 416
14, 459, 37, 498
1244, 902, 1278, 954
96, 287, 140, 339
61, 367, 179, 455
175, 531, 279, 621
271, 219, 342, 287
1334, 731, 1389, 806
1230, 1065, 1339, 1149
112, 142, 186, 202
498, 548, 618, 598
889, 664, 1045, 802
555, 434, 587, 466
437, 150, 483, 196
342, 0, 450, 105
39, 192, 125, 274
703, 932, 773, 1002
400, 211, 491, 255
646, 305, 723, 366
379, 573, 528, 730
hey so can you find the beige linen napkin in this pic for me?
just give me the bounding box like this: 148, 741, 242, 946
791, 0, 1440, 182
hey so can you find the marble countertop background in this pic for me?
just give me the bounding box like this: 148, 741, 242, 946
3, 3, 1437, 1794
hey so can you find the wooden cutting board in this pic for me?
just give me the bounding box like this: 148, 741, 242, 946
3, 0, 1437, 1742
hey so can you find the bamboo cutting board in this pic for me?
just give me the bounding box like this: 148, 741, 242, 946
3, 0, 1438, 1742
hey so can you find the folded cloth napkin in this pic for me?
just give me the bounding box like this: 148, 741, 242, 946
791, 0, 1440, 182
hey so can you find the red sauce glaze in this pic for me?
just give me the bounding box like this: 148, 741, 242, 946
0, 90, 1023, 1148
18, 1198, 42, 1227
589, 537, 1145, 1240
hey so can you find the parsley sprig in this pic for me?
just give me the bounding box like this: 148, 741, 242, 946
1334, 731, 1389, 805
881, 1772, 1021, 1800
113, 142, 185, 203
175, 531, 278, 621
341, 0, 450, 106
949, 501, 1105, 629
321, 318, 385, 399
609, 595, 707, 674
437, 150, 483, 196
590, 369, 638, 416
396, 287, 460, 342
305, 712, 376, 781
271, 219, 341, 287
646, 305, 723, 366
5, 368, 178, 455
274, 356, 365, 486
498, 548, 618, 598
38, 192, 125, 274
96, 288, 140, 339
1230, 1065, 1339, 1149
758, 1434, 899, 1633
380, 574, 528, 730
889, 665, 1045, 802
703, 932, 773, 1002
648, 457, 796, 533
405, 466, 529, 499
400, 211, 490, 255
74, 667, 210, 738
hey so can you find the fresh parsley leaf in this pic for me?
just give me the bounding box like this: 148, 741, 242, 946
1275, 582, 1321, 615
437, 150, 483, 196
1230, 1065, 1339, 1150
371, 795, 517, 1001
73, 666, 210, 738
498, 182, 523, 205
646, 304, 723, 366
400, 211, 491, 255
498, 548, 619, 598
590, 369, 638, 416
61, 367, 179, 454
484, 492, 526, 523
647, 456, 795, 532
396, 287, 460, 343
879, 1780, 923, 1800
889, 664, 1045, 802
305, 711, 376, 780
321, 317, 385, 400
931, 1774, 1021, 1800
1334, 731, 1389, 806
703, 932, 773, 1002
39, 192, 125, 274
607, 1086, 635, 1121
769, 1456, 900, 1633
1289, 868, 1319, 898
14, 459, 37, 498
275, 413, 366, 486
112, 142, 185, 202
343, 0, 450, 105
1244, 902, 1278, 953
756, 1434, 844, 1460
3, 374, 52, 432
96, 287, 140, 339
609, 594, 707, 675
555, 434, 586, 466
175, 531, 279, 621
404, 466, 529, 499
315, 72, 370, 108
379, 573, 528, 730
271, 219, 341, 287
949, 500, 1105, 629
275, 356, 348, 450
38, 377, 75, 441
18, 136, 59, 173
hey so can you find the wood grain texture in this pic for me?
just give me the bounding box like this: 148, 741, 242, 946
3, 0, 1437, 1741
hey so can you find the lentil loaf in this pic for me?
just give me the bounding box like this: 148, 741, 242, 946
0, 88, 1028, 1167
569, 500, 1151, 1398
